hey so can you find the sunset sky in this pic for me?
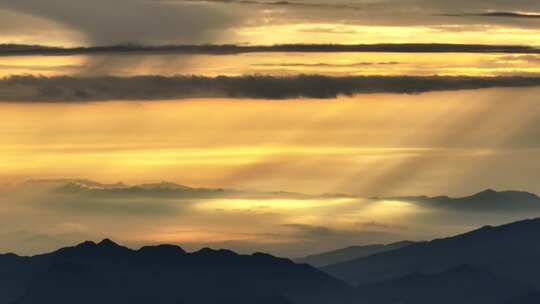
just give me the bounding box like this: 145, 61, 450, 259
1, 0, 540, 257
2, 0, 540, 46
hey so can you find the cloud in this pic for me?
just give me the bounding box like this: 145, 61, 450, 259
499, 55, 540, 63
2, 43, 539, 56
45, 196, 180, 217
210, 0, 540, 31
283, 224, 336, 237
2, 0, 540, 47
253, 62, 401, 68
282, 223, 399, 249
3, 178, 540, 257
442, 12, 540, 19
161, 0, 365, 11
359, 221, 409, 231
0, 9, 83, 46
2, 75, 540, 101
0, 0, 239, 45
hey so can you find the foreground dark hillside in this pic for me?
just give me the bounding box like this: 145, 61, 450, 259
324, 217, 540, 291
356, 264, 532, 304
295, 241, 417, 267
4, 217, 540, 304
1, 240, 355, 304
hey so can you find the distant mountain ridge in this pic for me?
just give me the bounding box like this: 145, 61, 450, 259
295, 241, 418, 267
4, 218, 540, 303
383, 188, 540, 211
20, 178, 315, 199
21, 180, 540, 207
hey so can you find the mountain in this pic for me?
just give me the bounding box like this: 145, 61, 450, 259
357, 264, 533, 304
20, 179, 127, 191
21, 179, 312, 200
0, 253, 31, 304
323, 217, 540, 288
294, 241, 417, 267
52, 180, 239, 198
1, 239, 356, 304
4, 219, 540, 303
388, 189, 540, 211
506, 291, 540, 304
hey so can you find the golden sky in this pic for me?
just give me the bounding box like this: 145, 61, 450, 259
1, 0, 540, 256
1, 0, 540, 46
3, 52, 540, 78
2, 88, 540, 197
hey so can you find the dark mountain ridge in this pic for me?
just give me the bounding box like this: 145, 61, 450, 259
294, 241, 418, 267
386, 188, 540, 211
5, 218, 540, 303
323, 217, 540, 288
1, 239, 356, 304
357, 264, 533, 304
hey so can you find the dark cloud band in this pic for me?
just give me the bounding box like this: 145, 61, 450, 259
1, 43, 540, 56
161, 0, 364, 11
443, 12, 540, 19
2, 75, 540, 101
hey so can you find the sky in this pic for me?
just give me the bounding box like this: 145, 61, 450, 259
2, 88, 540, 196
1, 0, 540, 256
1, 0, 540, 46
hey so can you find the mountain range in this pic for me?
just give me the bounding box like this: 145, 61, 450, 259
384, 188, 540, 211
19, 178, 326, 199
356, 264, 532, 304
4, 217, 540, 303
19, 179, 540, 211
294, 241, 418, 267
5, 180, 540, 303
0, 240, 355, 304
323, 217, 540, 302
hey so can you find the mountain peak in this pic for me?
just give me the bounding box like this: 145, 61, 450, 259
4, 238, 354, 304
466, 189, 540, 202
138, 244, 187, 257
472, 188, 499, 197
61, 239, 132, 259
97, 238, 120, 248
75, 240, 97, 249
481, 188, 497, 194
135, 181, 191, 190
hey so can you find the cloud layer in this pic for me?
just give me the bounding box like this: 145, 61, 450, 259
2, 43, 539, 56
2, 75, 540, 101
0, 0, 238, 45
2, 0, 540, 46
2, 180, 540, 257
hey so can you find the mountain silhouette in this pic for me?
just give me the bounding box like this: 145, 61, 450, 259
54, 180, 239, 198
1, 240, 356, 304
506, 291, 540, 304
294, 241, 417, 267
357, 264, 533, 304
387, 189, 540, 211
40, 179, 314, 199
323, 217, 540, 288
4, 219, 540, 303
